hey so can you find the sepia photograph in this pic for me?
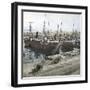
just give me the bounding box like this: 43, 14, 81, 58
11, 2, 87, 87
22, 11, 80, 77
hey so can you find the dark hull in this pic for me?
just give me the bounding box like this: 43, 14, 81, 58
24, 39, 80, 55
24, 40, 60, 55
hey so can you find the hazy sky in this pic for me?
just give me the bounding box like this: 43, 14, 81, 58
23, 12, 81, 32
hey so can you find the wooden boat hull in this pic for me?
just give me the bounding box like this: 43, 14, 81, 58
24, 40, 60, 55
24, 39, 79, 55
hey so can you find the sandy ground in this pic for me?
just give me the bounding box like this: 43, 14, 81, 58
23, 55, 80, 77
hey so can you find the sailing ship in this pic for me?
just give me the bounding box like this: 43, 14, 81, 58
24, 17, 80, 56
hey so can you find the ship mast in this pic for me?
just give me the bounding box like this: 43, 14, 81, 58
60, 21, 62, 33
57, 24, 59, 31
48, 21, 50, 32
29, 22, 33, 32
43, 20, 46, 35
28, 22, 33, 39
43, 14, 47, 37
72, 24, 74, 33
72, 23, 77, 40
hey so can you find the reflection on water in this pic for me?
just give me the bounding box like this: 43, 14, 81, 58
23, 48, 45, 63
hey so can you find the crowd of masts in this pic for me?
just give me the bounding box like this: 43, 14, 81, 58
24, 20, 80, 42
